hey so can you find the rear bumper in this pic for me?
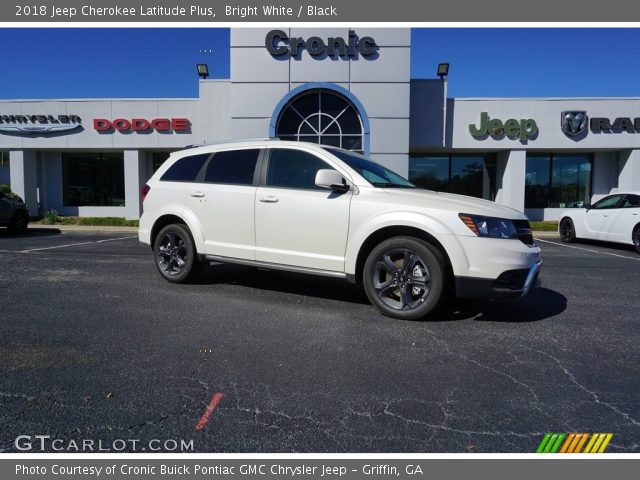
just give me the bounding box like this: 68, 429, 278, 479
455, 260, 542, 299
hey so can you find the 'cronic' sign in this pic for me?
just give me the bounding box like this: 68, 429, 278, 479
265, 30, 377, 58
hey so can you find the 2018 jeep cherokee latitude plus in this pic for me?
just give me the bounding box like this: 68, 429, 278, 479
139, 140, 541, 320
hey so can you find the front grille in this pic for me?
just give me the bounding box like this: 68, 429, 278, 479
514, 219, 534, 246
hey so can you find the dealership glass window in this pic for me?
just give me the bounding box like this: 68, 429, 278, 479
62, 153, 125, 207
0, 151, 9, 167
275, 89, 364, 153
525, 154, 592, 208
409, 154, 497, 200
152, 152, 170, 172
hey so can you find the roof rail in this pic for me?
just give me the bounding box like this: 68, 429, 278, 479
184, 137, 280, 149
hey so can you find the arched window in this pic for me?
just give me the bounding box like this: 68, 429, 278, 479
275, 89, 364, 153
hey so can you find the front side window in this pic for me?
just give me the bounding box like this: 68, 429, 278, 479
266, 149, 332, 190
592, 194, 623, 210
622, 194, 640, 208
204, 149, 260, 185
160, 153, 210, 182
62, 152, 124, 207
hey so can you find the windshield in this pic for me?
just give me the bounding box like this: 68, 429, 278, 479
324, 148, 416, 188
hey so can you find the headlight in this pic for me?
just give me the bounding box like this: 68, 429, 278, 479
458, 213, 518, 239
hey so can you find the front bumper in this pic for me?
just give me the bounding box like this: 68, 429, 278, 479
455, 260, 542, 299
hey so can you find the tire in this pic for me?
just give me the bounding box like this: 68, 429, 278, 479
363, 236, 447, 320
153, 224, 200, 283
633, 225, 640, 254
8, 211, 29, 234
559, 217, 576, 243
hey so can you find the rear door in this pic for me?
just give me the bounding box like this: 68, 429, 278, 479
254, 147, 352, 272
185, 148, 261, 259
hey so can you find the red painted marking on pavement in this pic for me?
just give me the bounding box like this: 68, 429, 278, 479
195, 392, 224, 431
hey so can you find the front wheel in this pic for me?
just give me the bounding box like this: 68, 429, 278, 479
8, 211, 29, 234
153, 224, 200, 283
363, 237, 446, 320
633, 225, 640, 254
559, 217, 576, 243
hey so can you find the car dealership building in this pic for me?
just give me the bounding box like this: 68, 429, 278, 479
1, 28, 640, 221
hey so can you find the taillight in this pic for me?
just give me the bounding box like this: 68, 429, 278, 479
141, 184, 151, 201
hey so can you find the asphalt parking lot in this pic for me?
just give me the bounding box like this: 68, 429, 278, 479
0, 228, 639, 453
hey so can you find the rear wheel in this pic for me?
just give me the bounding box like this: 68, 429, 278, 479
363, 237, 446, 320
8, 211, 29, 234
559, 217, 576, 243
153, 224, 200, 283
633, 225, 640, 254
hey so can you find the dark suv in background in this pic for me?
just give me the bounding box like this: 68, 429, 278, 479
0, 190, 29, 234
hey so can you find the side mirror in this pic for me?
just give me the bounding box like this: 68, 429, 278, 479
315, 169, 350, 193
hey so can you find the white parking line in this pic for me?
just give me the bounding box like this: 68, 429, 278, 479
19, 235, 138, 253
536, 238, 640, 261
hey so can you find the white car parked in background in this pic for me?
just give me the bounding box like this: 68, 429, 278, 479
139, 140, 541, 320
559, 192, 640, 253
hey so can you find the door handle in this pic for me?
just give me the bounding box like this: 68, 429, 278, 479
190, 192, 205, 198
259, 196, 279, 203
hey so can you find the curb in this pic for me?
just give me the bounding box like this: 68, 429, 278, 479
533, 231, 559, 238
28, 224, 139, 234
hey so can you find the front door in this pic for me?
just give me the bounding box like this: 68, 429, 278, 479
254, 148, 351, 272
585, 194, 623, 239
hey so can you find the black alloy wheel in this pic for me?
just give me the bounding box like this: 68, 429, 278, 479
559, 218, 576, 243
363, 237, 446, 320
153, 224, 200, 283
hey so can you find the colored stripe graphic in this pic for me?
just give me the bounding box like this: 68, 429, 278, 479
559, 433, 576, 453
573, 433, 590, 453
537, 433, 553, 453
537, 433, 565, 453
537, 433, 612, 453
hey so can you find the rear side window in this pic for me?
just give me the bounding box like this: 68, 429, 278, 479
204, 149, 260, 185
266, 149, 332, 190
160, 153, 209, 182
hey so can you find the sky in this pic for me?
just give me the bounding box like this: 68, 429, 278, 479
0, 28, 639, 99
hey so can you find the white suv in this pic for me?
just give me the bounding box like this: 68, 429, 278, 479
139, 140, 541, 320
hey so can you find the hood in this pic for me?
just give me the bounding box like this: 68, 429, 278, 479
375, 188, 529, 220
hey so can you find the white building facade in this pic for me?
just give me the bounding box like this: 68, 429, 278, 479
1, 28, 639, 221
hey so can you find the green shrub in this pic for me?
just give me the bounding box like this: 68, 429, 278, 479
42, 209, 59, 225
0, 184, 25, 203
77, 217, 138, 227
530, 221, 559, 231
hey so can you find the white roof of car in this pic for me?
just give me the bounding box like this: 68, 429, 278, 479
176, 138, 334, 157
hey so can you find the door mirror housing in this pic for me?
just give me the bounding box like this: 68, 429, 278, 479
315, 169, 350, 193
